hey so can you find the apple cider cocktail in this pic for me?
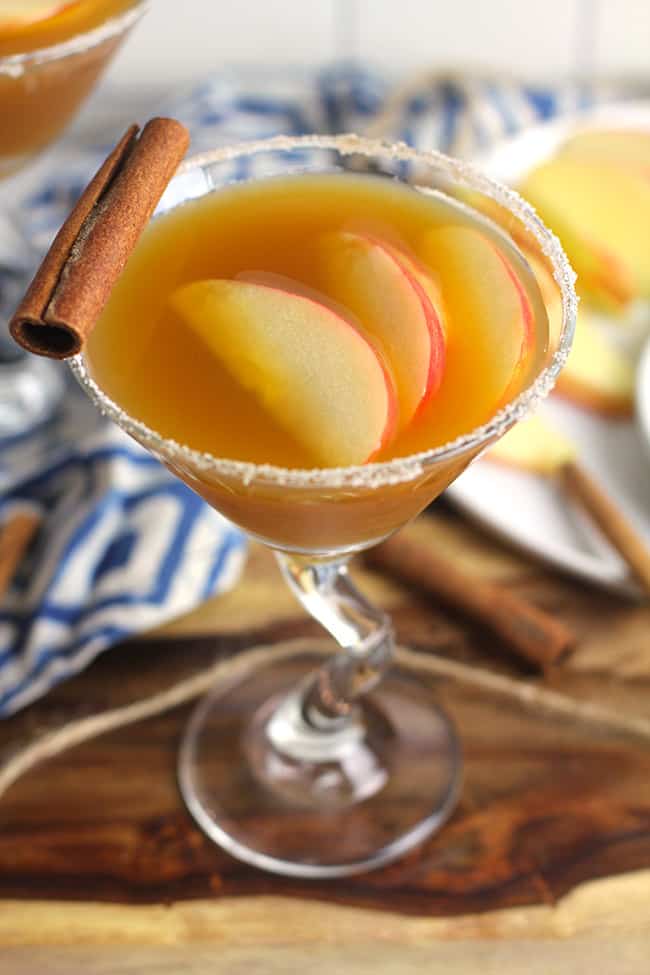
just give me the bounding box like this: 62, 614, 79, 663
0, 0, 138, 178
85, 171, 549, 551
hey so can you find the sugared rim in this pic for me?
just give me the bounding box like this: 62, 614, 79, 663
0, 0, 147, 75
70, 133, 578, 490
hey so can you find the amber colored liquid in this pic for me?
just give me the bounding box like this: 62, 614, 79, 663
0, 0, 137, 178
87, 173, 548, 553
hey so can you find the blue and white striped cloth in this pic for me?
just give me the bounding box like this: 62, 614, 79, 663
0, 68, 640, 716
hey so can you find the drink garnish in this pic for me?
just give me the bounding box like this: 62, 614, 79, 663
10, 117, 189, 359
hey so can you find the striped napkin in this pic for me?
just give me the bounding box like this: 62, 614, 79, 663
0, 67, 638, 716
0, 395, 246, 716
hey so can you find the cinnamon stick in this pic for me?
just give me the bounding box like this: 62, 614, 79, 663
0, 507, 41, 600
10, 117, 190, 359
560, 460, 650, 598
365, 533, 575, 669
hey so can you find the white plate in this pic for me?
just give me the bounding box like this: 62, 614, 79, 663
446, 103, 650, 594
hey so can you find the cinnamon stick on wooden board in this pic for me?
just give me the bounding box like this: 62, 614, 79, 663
488, 422, 650, 601
0, 506, 41, 600
10, 117, 190, 360
365, 533, 575, 669
560, 460, 650, 598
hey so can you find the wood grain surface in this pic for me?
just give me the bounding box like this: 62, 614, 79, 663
1, 504, 649, 968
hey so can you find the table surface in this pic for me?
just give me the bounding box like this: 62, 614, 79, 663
1, 504, 649, 972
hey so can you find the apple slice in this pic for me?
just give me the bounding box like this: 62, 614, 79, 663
316, 232, 446, 429
519, 246, 635, 416
170, 279, 397, 467
421, 225, 535, 404
518, 246, 566, 360
559, 129, 650, 171
554, 307, 636, 417
0, 2, 79, 27
487, 415, 575, 475
520, 158, 650, 310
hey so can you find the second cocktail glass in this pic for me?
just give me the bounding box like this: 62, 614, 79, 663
71, 135, 576, 877
0, 0, 147, 440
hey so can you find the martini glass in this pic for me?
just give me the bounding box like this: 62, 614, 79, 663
0, 0, 147, 441
71, 134, 576, 877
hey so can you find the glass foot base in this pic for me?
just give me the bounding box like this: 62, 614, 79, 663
178, 642, 461, 878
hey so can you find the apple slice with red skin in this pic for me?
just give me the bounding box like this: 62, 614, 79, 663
518, 247, 563, 350
170, 279, 397, 467
421, 225, 536, 406
519, 158, 650, 311
316, 232, 447, 430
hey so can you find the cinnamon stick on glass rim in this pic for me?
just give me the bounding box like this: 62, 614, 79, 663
10, 117, 190, 360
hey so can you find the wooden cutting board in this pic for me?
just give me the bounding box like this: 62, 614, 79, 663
1, 504, 649, 972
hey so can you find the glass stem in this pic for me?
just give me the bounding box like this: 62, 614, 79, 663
276, 552, 394, 731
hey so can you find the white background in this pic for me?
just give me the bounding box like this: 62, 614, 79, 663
105, 0, 650, 94
2, 0, 649, 202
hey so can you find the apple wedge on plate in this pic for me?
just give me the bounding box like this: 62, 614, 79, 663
446, 103, 650, 593
520, 157, 650, 312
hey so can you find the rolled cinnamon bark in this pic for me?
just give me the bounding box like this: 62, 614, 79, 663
366, 533, 575, 669
10, 117, 190, 359
560, 461, 650, 598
